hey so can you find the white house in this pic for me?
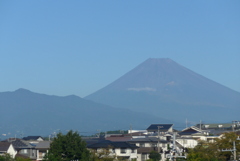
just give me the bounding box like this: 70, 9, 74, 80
35, 141, 51, 161
128, 137, 169, 161
87, 140, 138, 160
176, 137, 198, 148
0, 142, 17, 158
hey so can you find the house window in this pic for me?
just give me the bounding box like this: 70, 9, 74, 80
183, 140, 187, 144
112, 149, 115, 153
32, 149, 36, 156
152, 143, 157, 147
22, 149, 28, 154
131, 149, 135, 153
121, 148, 126, 153
139, 143, 145, 147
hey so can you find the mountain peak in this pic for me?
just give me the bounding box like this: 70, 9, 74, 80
15, 88, 32, 93
85, 58, 240, 123
145, 58, 175, 64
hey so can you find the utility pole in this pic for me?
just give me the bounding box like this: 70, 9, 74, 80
221, 137, 240, 161
167, 132, 187, 161
232, 120, 240, 132
96, 129, 101, 138
232, 121, 235, 132
130, 124, 132, 138
200, 120, 202, 131
173, 132, 176, 151
158, 126, 160, 153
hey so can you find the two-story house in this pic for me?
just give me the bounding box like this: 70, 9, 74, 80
88, 140, 138, 160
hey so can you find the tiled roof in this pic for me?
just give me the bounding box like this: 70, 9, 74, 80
35, 141, 51, 149
105, 136, 132, 142
128, 137, 168, 143
22, 136, 42, 141
3, 138, 34, 148
125, 132, 147, 137
83, 137, 105, 146
0, 142, 11, 151
178, 128, 200, 135
147, 124, 173, 132
178, 126, 202, 135
87, 140, 138, 149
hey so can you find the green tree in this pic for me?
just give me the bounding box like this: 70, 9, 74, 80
0, 154, 14, 161
186, 132, 240, 161
0, 154, 31, 161
43, 130, 90, 161
148, 151, 161, 161
186, 140, 225, 161
15, 157, 31, 161
215, 132, 240, 160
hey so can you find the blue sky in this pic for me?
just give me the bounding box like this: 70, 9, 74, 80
0, 0, 239, 97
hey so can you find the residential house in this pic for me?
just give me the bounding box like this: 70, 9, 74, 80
3, 138, 37, 160
128, 137, 169, 161
88, 140, 138, 160
146, 124, 173, 135
105, 134, 132, 142
22, 136, 44, 142
0, 142, 17, 158
35, 141, 51, 161
196, 123, 237, 131
177, 126, 214, 148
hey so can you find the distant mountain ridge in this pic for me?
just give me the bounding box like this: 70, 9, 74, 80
85, 58, 240, 122
0, 88, 170, 137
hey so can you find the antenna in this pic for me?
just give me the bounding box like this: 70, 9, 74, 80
96, 129, 101, 138
200, 120, 202, 131
130, 124, 132, 138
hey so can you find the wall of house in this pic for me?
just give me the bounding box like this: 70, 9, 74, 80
136, 142, 167, 150
94, 148, 137, 160
19, 148, 37, 159
135, 142, 169, 161
7, 144, 17, 158
114, 148, 137, 159
37, 138, 44, 141
36, 149, 48, 161
176, 139, 198, 148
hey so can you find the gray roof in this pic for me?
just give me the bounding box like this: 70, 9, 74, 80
0, 142, 11, 152
196, 123, 233, 129
22, 136, 43, 141
3, 138, 34, 149
147, 124, 173, 132
128, 137, 168, 143
88, 140, 138, 149
35, 141, 51, 149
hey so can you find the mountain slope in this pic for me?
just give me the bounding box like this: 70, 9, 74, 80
0, 88, 170, 136
85, 58, 240, 122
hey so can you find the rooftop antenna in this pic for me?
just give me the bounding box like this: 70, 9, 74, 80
96, 129, 101, 138
130, 124, 132, 138
200, 120, 202, 131
8, 135, 16, 142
